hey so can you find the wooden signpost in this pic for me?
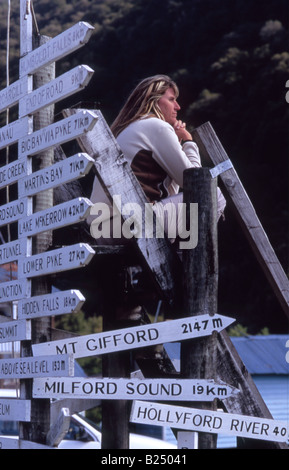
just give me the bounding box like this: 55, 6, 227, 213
0, 117, 29, 150
0, 239, 26, 264
0, 399, 31, 422
19, 21, 94, 76
19, 65, 94, 117
18, 197, 93, 237
0, 354, 74, 379
32, 313, 235, 358
18, 110, 97, 157
18, 152, 94, 197
18, 290, 85, 320
0, 0, 286, 450
0, 279, 30, 302
0, 319, 31, 343
131, 401, 289, 444
18, 243, 95, 278
32, 377, 239, 401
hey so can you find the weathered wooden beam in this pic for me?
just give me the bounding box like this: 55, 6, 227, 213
181, 167, 218, 449
192, 122, 289, 318
62, 108, 183, 310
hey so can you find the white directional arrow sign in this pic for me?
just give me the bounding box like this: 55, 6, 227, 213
0, 117, 29, 150
0, 76, 28, 112
0, 238, 26, 263
0, 399, 31, 422
0, 158, 27, 190
18, 110, 97, 157
130, 401, 289, 444
18, 289, 85, 320
0, 198, 27, 227
20, 22, 94, 76
0, 279, 30, 302
0, 319, 31, 343
18, 152, 94, 197
18, 197, 93, 238
0, 354, 74, 379
32, 314, 235, 358
18, 243, 95, 278
33, 377, 239, 401
19, 65, 94, 117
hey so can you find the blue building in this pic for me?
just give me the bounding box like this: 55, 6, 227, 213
164, 335, 289, 448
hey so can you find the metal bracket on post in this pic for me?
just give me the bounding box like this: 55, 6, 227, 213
209, 159, 233, 178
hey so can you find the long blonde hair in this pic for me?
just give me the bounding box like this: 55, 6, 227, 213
111, 75, 179, 137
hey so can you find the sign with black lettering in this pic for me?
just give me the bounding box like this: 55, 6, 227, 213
19, 65, 94, 117
18, 198, 93, 238
130, 401, 289, 444
0, 117, 29, 150
18, 290, 85, 320
0, 76, 28, 112
0, 399, 31, 422
32, 377, 239, 401
32, 313, 235, 358
18, 243, 95, 278
18, 110, 97, 157
0, 319, 31, 343
0, 239, 26, 263
0, 159, 27, 190
0, 354, 74, 379
0, 198, 27, 227
0, 279, 30, 302
19, 22, 94, 76
18, 152, 94, 197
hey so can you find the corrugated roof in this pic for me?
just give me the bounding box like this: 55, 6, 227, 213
231, 335, 289, 375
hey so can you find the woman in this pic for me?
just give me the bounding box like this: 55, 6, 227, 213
88, 75, 225, 243
110, 75, 225, 240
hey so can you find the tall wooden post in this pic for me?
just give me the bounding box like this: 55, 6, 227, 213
181, 167, 218, 449
19, 32, 55, 444
101, 260, 131, 449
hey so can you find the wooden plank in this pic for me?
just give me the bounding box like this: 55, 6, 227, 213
18, 152, 94, 197
19, 22, 94, 76
18, 110, 97, 157
0, 399, 31, 422
0, 319, 31, 343
63, 108, 183, 307
18, 243, 95, 278
0, 354, 74, 379
130, 401, 289, 444
19, 65, 94, 117
32, 377, 239, 401
32, 313, 235, 358
18, 197, 93, 238
0, 437, 53, 449
18, 290, 85, 320
192, 122, 289, 317
0, 77, 28, 112
46, 407, 70, 447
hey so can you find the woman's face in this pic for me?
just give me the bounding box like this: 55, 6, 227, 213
158, 87, 180, 126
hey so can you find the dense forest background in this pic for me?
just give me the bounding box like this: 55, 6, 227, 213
0, 0, 288, 334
